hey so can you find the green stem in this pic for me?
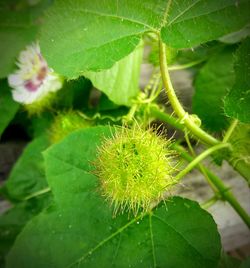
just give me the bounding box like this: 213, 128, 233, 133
201, 196, 219, 210
176, 143, 231, 180
184, 132, 218, 192
23, 187, 51, 201
168, 59, 204, 71
223, 119, 238, 143
173, 143, 250, 228
149, 105, 183, 131
159, 39, 220, 146
123, 103, 138, 123
184, 130, 195, 156
150, 104, 250, 184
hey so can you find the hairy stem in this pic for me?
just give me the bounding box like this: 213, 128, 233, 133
184, 131, 218, 192
223, 119, 238, 143
159, 39, 219, 146
168, 59, 205, 71
173, 143, 250, 228
149, 105, 183, 131
176, 143, 231, 180
150, 106, 250, 184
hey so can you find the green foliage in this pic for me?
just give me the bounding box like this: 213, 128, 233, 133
148, 42, 178, 66
193, 46, 235, 131
174, 41, 223, 66
84, 42, 143, 106
56, 77, 92, 110
7, 127, 221, 268
1, 2, 250, 266
29, 112, 54, 138
0, 0, 51, 78
229, 123, 250, 184
219, 24, 250, 44
240, 257, 250, 268
3, 135, 50, 201
224, 37, 250, 123
0, 195, 51, 267
0, 80, 19, 137
40, 0, 164, 78
161, 0, 250, 48
39, 0, 250, 80
49, 111, 92, 144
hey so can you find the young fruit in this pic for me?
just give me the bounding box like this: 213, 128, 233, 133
94, 125, 177, 216
50, 110, 92, 143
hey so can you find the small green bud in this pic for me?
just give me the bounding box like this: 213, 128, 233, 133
49, 110, 92, 143
190, 114, 202, 127
94, 126, 177, 216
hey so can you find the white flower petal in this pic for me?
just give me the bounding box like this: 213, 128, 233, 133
8, 42, 63, 105
12, 87, 32, 104
47, 74, 63, 92
8, 74, 23, 87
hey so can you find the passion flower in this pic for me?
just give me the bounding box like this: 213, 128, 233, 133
8, 42, 63, 113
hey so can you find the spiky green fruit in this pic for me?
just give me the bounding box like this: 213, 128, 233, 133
50, 111, 92, 143
95, 126, 177, 216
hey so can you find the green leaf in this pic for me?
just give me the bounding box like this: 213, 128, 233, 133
0, 195, 51, 267
0, 79, 19, 137
175, 41, 224, 66
0, 0, 53, 78
193, 46, 235, 131
84, 42, 143, 106
29, 112, 54, 138
0, 2, 37, 78
7, 127, 221, 268
224, 37, 250, 123
40, 1, 250, 79
56, 77, 92, 110
98, 93, 120, 111
161, 0, 250, 48
39, 0, 165, 78
3, 135, 50, 201
219, 24, 250, 44
229, 123, 250, 185
240, 257, 250, 268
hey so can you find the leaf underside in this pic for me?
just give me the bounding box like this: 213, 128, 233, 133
83, 42, 143, 106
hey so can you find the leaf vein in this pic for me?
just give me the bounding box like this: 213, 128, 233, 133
168, 0, 202, 25
149, 213, 157, 268
168, 1, 240, 26
55, 6, 155, 31
153, 214, 211, 261
67, 216, 142, 267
